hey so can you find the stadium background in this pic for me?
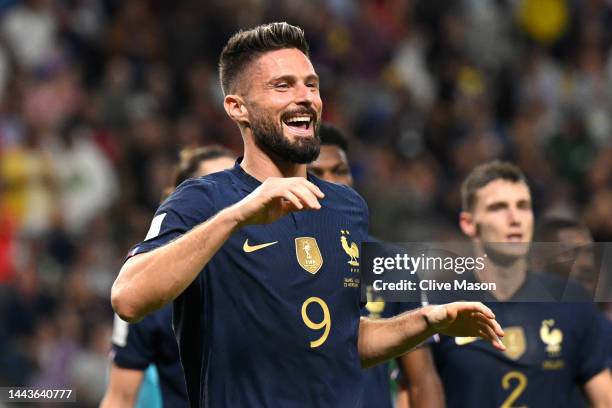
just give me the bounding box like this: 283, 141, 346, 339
0, 0, 610, 406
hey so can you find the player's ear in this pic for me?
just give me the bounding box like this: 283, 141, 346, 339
459, 211, 477, 238
224, 94, 249, 125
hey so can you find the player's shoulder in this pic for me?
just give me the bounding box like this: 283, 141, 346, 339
309, 174, 368, 212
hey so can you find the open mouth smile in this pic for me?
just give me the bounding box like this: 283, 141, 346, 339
282, 112, 314, 136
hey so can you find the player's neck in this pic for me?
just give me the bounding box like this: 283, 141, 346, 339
474, 251, 527, 301
241, 143, 307, 181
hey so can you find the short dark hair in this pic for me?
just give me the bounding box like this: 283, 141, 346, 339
461, 161, 528, 211
319, 123, 349, 153
174, 145, 235, 187
535, 217, 588, 242
219, 22, 309, 95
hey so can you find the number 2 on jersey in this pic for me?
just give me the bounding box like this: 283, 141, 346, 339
501, 371, 528, 408
301, 297, 331, 348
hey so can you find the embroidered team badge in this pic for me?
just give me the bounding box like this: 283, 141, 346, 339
295, 237, 323, 274
540, 319, 563, 356
340, 230, 359, 267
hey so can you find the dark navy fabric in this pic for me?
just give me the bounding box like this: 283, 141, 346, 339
605, 315, 612, 369
430, 272, 608, 408
129, 162, 369, 407
111, 305, 188, 408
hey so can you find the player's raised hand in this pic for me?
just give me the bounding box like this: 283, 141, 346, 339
233, 177, 325, 225
424, 302, 506, 351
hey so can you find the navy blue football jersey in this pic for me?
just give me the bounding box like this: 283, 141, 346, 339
129, 162, 369, 407
111, 305, 188, 407
430, 273, 608, 408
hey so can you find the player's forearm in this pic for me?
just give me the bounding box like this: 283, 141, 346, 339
112, 206, 243, 322
99, 365, 143, 408
401, 348, 445, 408
407, 372, 445, 408
358, 307, 436, 368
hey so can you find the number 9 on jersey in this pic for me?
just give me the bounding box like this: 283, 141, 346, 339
301, 297, 331, 348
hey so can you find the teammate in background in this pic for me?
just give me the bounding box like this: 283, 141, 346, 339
535, 217, 612, 404
306, 124, 353, 186
100, 146, 235, 408
536, 217, 611, 366
111, 23, 504, 407
162, 146, 238, 201
308, 123, 444, 408
430, 161, 612, 407
534, 217, 597, 296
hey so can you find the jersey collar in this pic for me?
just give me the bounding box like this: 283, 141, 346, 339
230, 158, 261, 192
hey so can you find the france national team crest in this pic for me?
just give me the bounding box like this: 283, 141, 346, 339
340, 230, 359, 273
501, 326, 526, 360
540, 319, 563, 356
295, 237, 323, 274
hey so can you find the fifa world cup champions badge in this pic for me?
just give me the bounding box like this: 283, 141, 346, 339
295, 237, 323, 274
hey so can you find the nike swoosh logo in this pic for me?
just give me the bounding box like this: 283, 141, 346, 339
455, 336, 479, 346
243, 239, 278, 253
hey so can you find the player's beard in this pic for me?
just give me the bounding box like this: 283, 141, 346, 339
248, 105, 321, 164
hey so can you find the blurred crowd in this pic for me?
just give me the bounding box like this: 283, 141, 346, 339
0, 0, 611, 405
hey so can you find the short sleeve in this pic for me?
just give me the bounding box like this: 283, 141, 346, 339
111, 314, 156, 370
127, 179, 217, 258
575, 304, 608, 384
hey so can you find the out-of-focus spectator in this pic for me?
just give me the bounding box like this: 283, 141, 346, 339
105, 1, 160, 61
68, 321, 112, 405
0, 129, 59, 237
1, 0, 57, 70
0, 210, 16, 283
50, 118, 118, 235
0, 42, 10, 100
96, 56, 133, 130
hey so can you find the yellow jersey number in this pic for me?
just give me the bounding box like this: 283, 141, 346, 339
301, 297, 331, 348
501, 371, 528, 408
